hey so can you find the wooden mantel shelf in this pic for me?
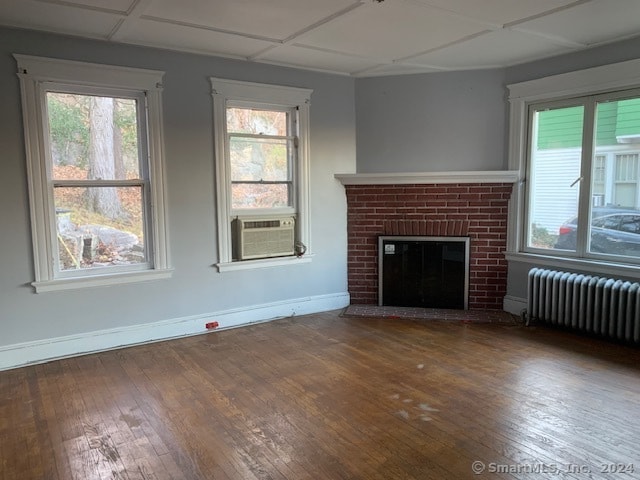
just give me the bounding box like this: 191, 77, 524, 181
334, 170, 520, 185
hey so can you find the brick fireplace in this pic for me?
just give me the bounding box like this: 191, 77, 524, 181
335, 171, 518, 310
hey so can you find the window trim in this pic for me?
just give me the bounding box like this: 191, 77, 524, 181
210, 78, 312, 270
15, 54, 172, 292
507, 58, 640, 277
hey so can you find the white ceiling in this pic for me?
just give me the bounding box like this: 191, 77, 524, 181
1, 0, 639, 77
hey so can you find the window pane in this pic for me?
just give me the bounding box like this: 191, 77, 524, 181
47, 93, 140, 180
230, 136, 290, 181
227, 108, 287, 135
528, 106, 584, 251
54, 186, 145, 270
588, 97, 640, 258
231, 183, 290, 209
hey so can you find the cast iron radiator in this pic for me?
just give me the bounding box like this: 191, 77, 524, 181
527, 267, 640, 343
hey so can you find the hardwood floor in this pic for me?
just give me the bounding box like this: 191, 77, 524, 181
1, 310, 640, 480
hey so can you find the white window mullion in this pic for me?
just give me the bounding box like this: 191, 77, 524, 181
575, 100, 596, 256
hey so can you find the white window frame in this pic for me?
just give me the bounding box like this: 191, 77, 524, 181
211, 78, 313, 272
15, 54, 172, 292
506, 58, 640, 278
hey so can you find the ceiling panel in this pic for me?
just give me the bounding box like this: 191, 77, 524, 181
143, 0, 358, 41
0, 0, 122, 38
0, 0, 638, 77
258, 44, 381, 75
36, 0, 135, 14
407, 29, 576, 70
122, 18, 272, 58
515, 0, 640, 46
297, 0, 487, 60
414, 0, 577, 26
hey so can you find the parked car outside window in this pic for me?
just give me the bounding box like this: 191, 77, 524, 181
554, 207, 640, 257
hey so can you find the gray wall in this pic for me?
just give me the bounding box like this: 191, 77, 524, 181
0, 27, 355, 351
355, 69, 507, 172
353, 35, 640, 305
354, 35, 640, 177
504, 35, 640, 86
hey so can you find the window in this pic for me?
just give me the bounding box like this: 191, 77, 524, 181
525, 92, 640, 262
211, 78, 312, 270
508, 58, 640, 274
16, 55, 171, 292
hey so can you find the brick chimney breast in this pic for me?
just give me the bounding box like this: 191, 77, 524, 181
344, 183, 513, 309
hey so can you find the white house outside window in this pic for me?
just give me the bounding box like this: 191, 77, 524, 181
16, 55, 171, 292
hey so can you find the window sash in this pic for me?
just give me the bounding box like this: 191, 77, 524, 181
43, 85, 150, 181
53, 184, 150, 274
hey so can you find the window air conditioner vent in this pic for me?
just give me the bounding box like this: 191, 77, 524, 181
236, 216, 295, 260
243, 220, 282, 229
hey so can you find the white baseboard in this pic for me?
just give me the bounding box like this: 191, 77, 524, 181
503, 295, 527, 316
0, 292, 350, 371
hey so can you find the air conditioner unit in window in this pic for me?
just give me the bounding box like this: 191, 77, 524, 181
236, 216, 295, 260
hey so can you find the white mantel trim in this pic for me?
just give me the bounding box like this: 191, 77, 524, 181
334, 170, 519, 185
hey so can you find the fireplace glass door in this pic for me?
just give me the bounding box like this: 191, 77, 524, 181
379, 236, 469, 309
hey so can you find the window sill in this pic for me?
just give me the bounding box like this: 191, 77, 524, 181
216, 254, 313, 272
32, 268, 174, 293
505, 251, 640, 280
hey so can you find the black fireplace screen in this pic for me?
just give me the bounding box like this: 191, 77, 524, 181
378, 236, 469, 309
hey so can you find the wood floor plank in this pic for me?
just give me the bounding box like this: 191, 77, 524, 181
2, 310, 640, 479
171, 353, 315, 479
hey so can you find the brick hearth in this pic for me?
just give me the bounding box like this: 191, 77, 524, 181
344, 182, 513, 309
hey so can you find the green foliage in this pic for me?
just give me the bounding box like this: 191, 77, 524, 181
114, 98, 139, 162
531, 223, 558, 249
47, 94, 89, 166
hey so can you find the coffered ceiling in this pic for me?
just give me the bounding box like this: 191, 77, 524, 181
1, 0, 639, 76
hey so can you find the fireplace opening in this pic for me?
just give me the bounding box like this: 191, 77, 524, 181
378, 236, 469, 309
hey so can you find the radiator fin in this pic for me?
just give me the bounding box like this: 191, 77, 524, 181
527, 268, 640, 344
